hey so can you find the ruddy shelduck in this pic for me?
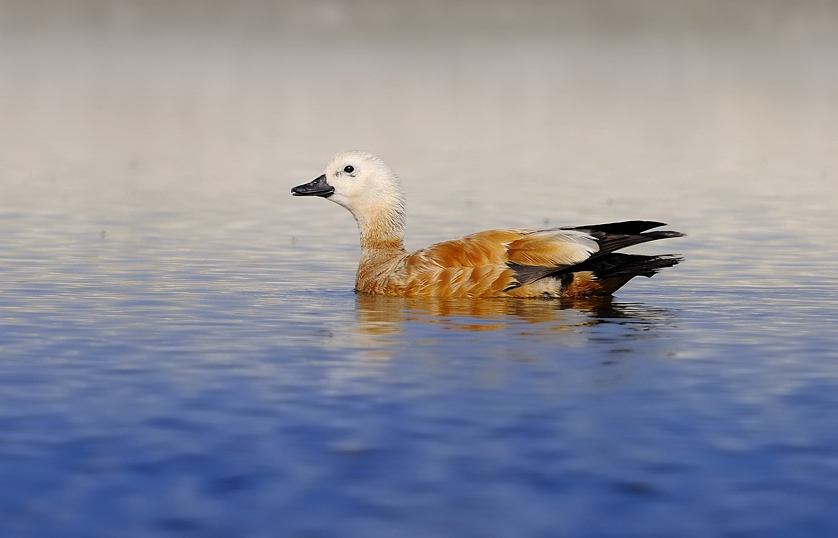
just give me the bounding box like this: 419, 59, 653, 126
292, 151, 683, 298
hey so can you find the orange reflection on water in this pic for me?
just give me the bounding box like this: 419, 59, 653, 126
355, 292, 664, 335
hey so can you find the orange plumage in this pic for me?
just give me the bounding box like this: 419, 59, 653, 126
292, 152, 683, 299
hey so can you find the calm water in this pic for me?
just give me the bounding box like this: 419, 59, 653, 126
2, 1, 838, 536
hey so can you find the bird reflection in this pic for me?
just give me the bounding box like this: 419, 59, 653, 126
354, 292, 671, 337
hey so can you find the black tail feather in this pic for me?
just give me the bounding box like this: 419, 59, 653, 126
580, 253, 683, 279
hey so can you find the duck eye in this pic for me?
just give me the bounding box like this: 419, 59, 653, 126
343, 165, 354, 174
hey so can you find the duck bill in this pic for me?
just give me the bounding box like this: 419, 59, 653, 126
291, 175, 334, 197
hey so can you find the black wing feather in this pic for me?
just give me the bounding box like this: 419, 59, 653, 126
563, 220, 685, 259
561, 220, 667, 235
508, 220, 684, 286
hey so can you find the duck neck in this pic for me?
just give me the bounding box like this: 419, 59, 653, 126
355, 204, 406, 257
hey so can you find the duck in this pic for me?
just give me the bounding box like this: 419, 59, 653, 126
292, 151, 683, 299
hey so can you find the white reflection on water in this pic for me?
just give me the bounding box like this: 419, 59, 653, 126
2, 1, 838, 536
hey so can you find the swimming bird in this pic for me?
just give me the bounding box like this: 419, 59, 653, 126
292, 151, 683, 298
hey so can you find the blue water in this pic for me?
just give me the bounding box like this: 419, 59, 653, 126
3, 1, 838, 536
3, 205, 838, 536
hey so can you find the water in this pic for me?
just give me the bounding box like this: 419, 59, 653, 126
2, 1, 838, 536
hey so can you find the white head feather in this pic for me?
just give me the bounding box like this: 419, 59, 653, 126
321, 151, 407, 243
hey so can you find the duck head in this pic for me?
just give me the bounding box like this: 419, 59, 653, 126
292, 151, 407, 246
